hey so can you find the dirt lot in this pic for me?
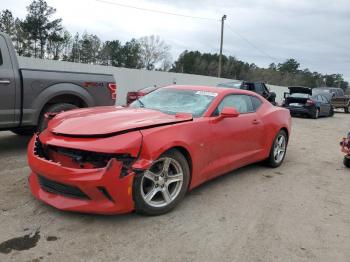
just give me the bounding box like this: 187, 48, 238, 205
0, 113, 349, 262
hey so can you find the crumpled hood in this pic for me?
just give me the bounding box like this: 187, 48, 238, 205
48, 106, 193, 137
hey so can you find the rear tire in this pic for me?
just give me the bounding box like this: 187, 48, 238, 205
266, 130, 288, 168
329, 107, 334, 117
133, 150, 190, 216
344, 105, 350, 113
38, 103, 78, 132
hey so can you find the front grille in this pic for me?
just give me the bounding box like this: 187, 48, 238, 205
38, 175, 89, 200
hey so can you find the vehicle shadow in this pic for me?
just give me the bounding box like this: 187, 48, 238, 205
0, 133, 31, 155
39, 163, 265, 223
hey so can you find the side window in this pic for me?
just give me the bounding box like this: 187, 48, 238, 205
254, 83, 263, 94
262, 84, 269, 94
216, 95, 254, 114
251, 96, 262, 111
242, 83, 253, 91
321, 96, 329, 103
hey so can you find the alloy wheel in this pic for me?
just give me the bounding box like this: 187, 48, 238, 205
141, 157, 184, 208
273, 134, 286, 163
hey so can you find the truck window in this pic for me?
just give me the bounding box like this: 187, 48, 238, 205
254, 83, 264, 94
0, 49, 3, 66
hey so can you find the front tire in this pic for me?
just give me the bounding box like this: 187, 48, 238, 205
329, 107, 334, 117
344, 105, 350, 113
133, 150, 190, 215
266, 130, 288, 168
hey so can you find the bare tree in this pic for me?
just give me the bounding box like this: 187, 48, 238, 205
138, 35, 170, 70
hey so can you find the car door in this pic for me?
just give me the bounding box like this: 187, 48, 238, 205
0, 35, 17, 128
317, 95, 328, 116
320, 95, 331, 115
206, 94, 265, 178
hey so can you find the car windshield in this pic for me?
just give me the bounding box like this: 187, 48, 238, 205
130, 88, 217, 117
217, 81, 243, 89
289, 93, 310, 98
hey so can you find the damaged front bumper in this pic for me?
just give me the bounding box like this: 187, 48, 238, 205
27, 135, 148, 215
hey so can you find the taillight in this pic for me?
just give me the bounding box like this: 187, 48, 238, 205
108, 83, 117, 100
306, 99, 314, 105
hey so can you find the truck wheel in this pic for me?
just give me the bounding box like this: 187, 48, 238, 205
38, 103, 78, 132
344, 105, 350, 113
329, 107, 334, 117
11, 127, 36, 136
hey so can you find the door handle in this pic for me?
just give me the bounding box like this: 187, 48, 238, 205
0, 79, 10, 85
252, 119, 261, 125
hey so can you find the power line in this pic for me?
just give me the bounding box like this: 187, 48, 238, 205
96, 0, 278, 63
95, 0, 220, 21
226, 24, 277, 62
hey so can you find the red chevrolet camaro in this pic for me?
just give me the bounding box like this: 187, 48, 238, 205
28, 85, 291, 215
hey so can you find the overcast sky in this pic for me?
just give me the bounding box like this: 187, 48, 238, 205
3, 0, 350, 81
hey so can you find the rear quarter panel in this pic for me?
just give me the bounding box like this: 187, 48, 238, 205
258, 104, 291, 157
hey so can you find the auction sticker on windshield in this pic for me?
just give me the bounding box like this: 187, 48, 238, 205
195, 91, 218, 97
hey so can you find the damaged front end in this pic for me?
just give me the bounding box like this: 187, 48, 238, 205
28, 130, 146, 214
34, 137, 135, 176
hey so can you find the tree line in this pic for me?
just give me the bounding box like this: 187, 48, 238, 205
0, 0, 171, 70
0, 0, 348, 89
170, 51, 348, 89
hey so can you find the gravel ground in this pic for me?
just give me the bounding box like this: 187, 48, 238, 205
0, 113, 349, 262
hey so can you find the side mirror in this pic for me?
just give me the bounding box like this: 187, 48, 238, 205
220, 107, 240, 118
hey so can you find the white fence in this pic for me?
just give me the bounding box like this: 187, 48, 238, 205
18, 57, 288, 105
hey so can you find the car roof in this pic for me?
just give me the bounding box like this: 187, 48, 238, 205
163, 85, 258, 96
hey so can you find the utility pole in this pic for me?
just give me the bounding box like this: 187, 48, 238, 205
218, 14, 227, 78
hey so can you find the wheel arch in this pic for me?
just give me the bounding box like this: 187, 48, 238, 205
154, 145, 193, 189
31, 83, 94, 124
280, 127, 289, 142
167, 146, 193, 176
